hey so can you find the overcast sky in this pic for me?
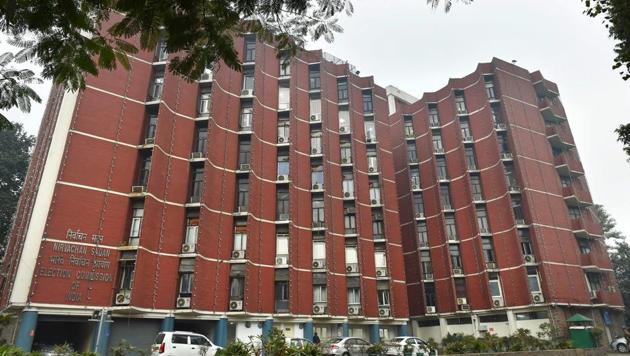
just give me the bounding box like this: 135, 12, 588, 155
3, 0, 629, 239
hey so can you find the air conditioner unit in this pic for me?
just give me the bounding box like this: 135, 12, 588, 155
278, 136, 286, 143
279, 213, 289, 221
524, 255, 535, 264
181, 243, 196, 253
229, 300, 243, 311
114, 290, 131, 305
346, 264, 358, 273
366, 137, 373, 143
426, 306, 436, 314
532, 292, 545, 304
313, 304, 327, 315
277, 175, 287, 181
342, 158, 349, 164
368, 166, 375, 173
340, 126, 346, 133
464, 136, 473, 142
479, 228, 490, 235
177, 297, 191, 309
412, 184, 419, 190
348, 306, 360, 315
509, 185, 521, 192
424, 274, 434, 280
459, 304, 471, 311
452, 268, 463, 275
232, 250, 246, 259
435, 148, 445, 154
239, 163, 250, 171
502, 153, 513, 159
492, 297, 504, 308
312, 183, 321, 190
144, 138, 155, 145
376, 268, 388, 277
276, 256, 288, 266
312, 221, 325, 228
495, 123, 507, 130
312, 259, 326, 269
312, 148, 320, 154
516, 219, 526, 225
473, 194, 483, 202
486, 262, 497, 270
456, 297, 467, 305
371, 199, 379, 205
191, 152, 204, 159
131, 185, 146, 193
310, 114, 321, 122
344, 192, 351, 198
415, 213, 425, 220
378, 307, 390, 317
344, 207, 356, 214
200, 72, 213, 81
241, 89, 253, 97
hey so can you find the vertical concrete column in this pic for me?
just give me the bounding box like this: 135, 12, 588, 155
506, 309, 517, 334
303, 321, 314, 342
161, 316, 175, 331
398, 323, 409, 337
438, 317, 448, 340
262, 318, 273, 340
342, 322, 349, 337
15, 310, 38, 352
91, 313, 112, 355
214, 318, 228, 347
368, 324, 380, 344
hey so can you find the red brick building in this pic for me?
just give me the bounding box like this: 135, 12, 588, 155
0, 30, 623, 352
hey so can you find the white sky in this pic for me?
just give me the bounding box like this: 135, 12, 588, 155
2, 0, 629, 239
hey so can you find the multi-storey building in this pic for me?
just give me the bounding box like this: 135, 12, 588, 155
0, 25, 623, 352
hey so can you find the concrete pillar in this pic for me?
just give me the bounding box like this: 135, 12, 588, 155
438, 317, 448, 340
303, 321, 314, 342
91, 312, 112, 355
262, 318, 273, 340
506, 309, 517, 334
369, 324, 380, 343
15, 310, 38, 352
214, 318, 228, 347
342, 322, 349, 337
161, 316, 175, 331
398, 323, 409, 337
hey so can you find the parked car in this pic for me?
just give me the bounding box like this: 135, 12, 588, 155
321, 337, 372, 356
151, 331, 222, 356
611, 335, 628, 353
385, 337, 436, 355
287, 337, 314, 348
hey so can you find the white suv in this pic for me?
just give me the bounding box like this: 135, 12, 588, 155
151, 331, 222, 356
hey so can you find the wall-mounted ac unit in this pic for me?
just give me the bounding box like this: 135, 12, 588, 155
115, 290, 131, 305
311, 148, 320, 154
435, 148, 445, 154
456, 297, 468, 305
181, 243, 196, 254
378, 307, 390, 317
423, 274, 434, 280
464, 136, 473, 142
190, 152, 204, 159
344, 207, 356, 214
348, 306, 360, 315
516, 219, 526, 225
229, 300, 243, 311
368, 166, 375, 173
376, 268, 388, 277
502, 153, 513, 159
479, 228, 490, 235
492, 297, 504, 308
131, 185, 146, 193
239, 164, 250, 171
275, 256, 288, 266
486, 262, 497, 270
340, 126, 346, 133
524, 255, 536, 264
312, 259, 326, 269
278, 136, 287, 144
346, 264, 358, 273
415, 213, 425, 219
278, 213, 289, 221
458, 304, 471, 311
277, 175, 287, 181
232, 250, 246, 259
371, 199, 379, 205
310, 114, 321, 122
312, 183, 321, 190
495, 123, 507, 130
426, 306, 436, 314
532, 292, 545, 304
412, 184, 420, 190
344, 192, 351, 198
313, 304, 327, 315
342, 158, 350, 164
241, 89, 253, 97
452, 268, 463, 275
177, 297, 191, 309
144, 138, 155, 145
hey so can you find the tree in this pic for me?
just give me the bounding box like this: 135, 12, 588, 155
615, 123, 630, 159
0, 49, 42, 130
0, 123, 35, 255
594, 204, 626, 243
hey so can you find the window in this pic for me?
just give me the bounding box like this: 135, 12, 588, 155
363, 90, 373, 113
432, 134, 443, 150
345, 246, 358, 263
313, 285, 327, 303
407, 143, 418, 163
312, 197, 325, 227
413, 193, 424, 215
364, 121, 376, 141
420, 251, 432, 277
230, 277, 244, 299
470, 175, 483, 201
578, 239, 591, 254
311, 164, 324, 187
440, 185, 452, 208
237, 178, 249, 211
344, 212, 356, 234
482, 237, 495, 263
445, 216, 457, 240
519, 229, 533, 255
172, 335, 188, 344
417, 222, 428, 246
277, 154, 290, 178
238, 140, 251, 165
244, 35, 256, 62
149, 71, 164, 100
560, 176, 572, 188
339, 110, 350, 132
460, 119, 471, 138
436, 158, 447, 180
568, 207, 581, 220
190, 167, 204, 201
410, 167, 421, 187
504, 163, 517, 187
198, 88, 211, 115
195, 126, 208, 154
586, 272, 601, 292
279, 56, 290, 76
497, 133, 509, 154
465, 147, 477, 170
512, 196, 524, 221
276, 234, 289, 258
190, 336, 210, 347
369, 180, 381, 203
240, 102, 253, 130
242, 68, 254, 91
337, 78, 348, 102
372, 211, 384, 238
118, 261, 135, 290
477, 206, 490, 232
377, 289, 390, 306
277, 188, 289, 220
233, 229, 247, 251
179, 273, 194, 296
310, 97, 321, 116
454, 278, 467, 299
527, 272, 541, 292
424, 283, 436, 306
491, 104, 502, 124
155, 40, 168, 61
404, 121, 414, 137
309, 65, 320, 90
145, 114, 158, 140
129, 203, 144, 246
275, 281, 289, 301
367, 148, 378, 171
184, 216, 199, 245
485, 77, 496, 99
310, 130, 322, 154
340, 141, 352, 163
449, 245, 462, 268
455, 93, 467, 114
428, 106, 439, 126
278, 82, 290, 111
347, 288, 361, 305
313, 241, 326, 259
489, 276, 502, 297
375, 251, 387, 268
342, 172, 354, 197
138, 154, 152, 187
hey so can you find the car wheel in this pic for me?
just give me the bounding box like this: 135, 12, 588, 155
342, 352, 350, 356
617, 343, 628, 353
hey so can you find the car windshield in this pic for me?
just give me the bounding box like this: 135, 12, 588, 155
324, 338, 343, 346
390, 337, 405, 343
153, 333, 165, 345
